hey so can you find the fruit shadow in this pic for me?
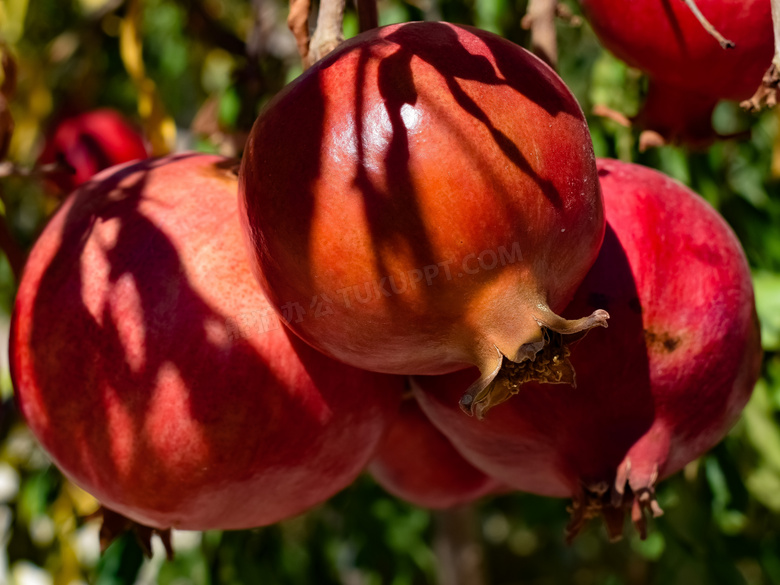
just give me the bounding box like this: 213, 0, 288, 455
21, 154, 356, 523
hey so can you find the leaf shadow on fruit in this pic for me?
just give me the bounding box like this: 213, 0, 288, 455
247, 22, 589, 321
21, 153, 389, 530
659, 0, 688, 54
338, 22, 586, 340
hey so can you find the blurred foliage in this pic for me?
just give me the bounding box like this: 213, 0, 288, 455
0, 0, 778, 584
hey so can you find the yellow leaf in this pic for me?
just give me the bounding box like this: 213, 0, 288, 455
0, 0, 29, 45
119, 0, 176, 155
119, 0, 145, 81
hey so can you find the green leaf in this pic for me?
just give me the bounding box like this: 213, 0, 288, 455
752, 272, 780, 351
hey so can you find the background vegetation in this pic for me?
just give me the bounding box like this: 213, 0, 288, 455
0, 0, 779, 583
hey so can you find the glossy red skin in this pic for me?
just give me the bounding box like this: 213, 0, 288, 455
39, 109, 149, 193
579, 0, 772, 101
10, 154, 402, 530
369, 398, 502, 509
414, 158, 761, 498
240, 21, 603, 377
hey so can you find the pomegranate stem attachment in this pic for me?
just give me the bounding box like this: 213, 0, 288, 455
681, 0, 735, 49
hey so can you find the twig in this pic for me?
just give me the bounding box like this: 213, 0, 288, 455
741, 0, 780, 112
521, 0, 558, 69
0, 161, 67, 179
681, 0, 735, 49
356, 0, 378, 33
555, 3, 582, 27
307, 0, 347, 67
638, 130, 667, 152
592, 104, 632, 127
288, 0, 312, 65
433, 506, 487, 585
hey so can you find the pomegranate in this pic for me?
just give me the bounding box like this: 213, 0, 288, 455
10, 153, 402, 531
369, 396, 502, 509
414, 158, 761, 539
39, 109, 149, 193
240, 21, 608, 416
579, 0, 773, 144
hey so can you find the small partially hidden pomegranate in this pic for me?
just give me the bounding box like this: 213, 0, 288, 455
240, 21, 607, 417
579, 0, 772, 144
39, 109, 149, 193
414, 158, 761, 539
11, 154, 402, 532
369, 397, 502, 509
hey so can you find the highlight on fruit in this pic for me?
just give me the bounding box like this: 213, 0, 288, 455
239, 21, 609, 419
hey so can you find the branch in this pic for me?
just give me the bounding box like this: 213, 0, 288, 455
741, 0, 780, 112
521, 0, 558, 69
356, 0, 378, 33
555, 3, 582, 27
433, 506, 487, 585
307, 0, 346, 67
592, 104, 632, 127
0, 161, 67, 179
288, 0, 312, 65
681, 0, 735, 49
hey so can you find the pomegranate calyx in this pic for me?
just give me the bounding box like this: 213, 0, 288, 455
459, 345, 504, 416
565, 460, 664, 543
92, 506, 174, 560
533, 307, 610, 338
460, 309, 609, 420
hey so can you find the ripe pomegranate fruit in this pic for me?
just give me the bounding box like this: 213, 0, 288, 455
579, 0, 773, 144
414, 158, 761, 539
39, 109, 149, 193
10, 153, 402, 531
240, 21, 608, 416
369, 397, 502, 509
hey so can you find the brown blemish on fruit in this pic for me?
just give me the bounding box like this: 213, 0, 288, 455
644, 330, 681, 353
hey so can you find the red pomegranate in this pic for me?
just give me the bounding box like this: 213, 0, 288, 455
369, 396, 502, 509
10, 153, 402, 531
579, 0, 773, 144
39, 109, 149, 193
414, 158, 761, 539
240, 21, 607, 416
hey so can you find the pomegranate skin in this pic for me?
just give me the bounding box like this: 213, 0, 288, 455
39, 109, 149, 193
414, 158, 761, 536
579, 0, 772, 100
10, 153, 402, 531
368, 398, 502, 509
240, 21, 606, 407
580, 0, 772, 144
